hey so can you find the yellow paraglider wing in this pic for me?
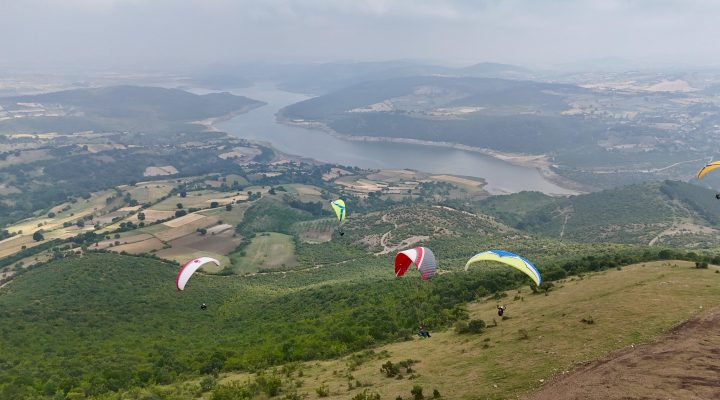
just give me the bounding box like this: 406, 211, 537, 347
464, 250, 541, 286
697, 161, 720, 180
331, 200, 346, 222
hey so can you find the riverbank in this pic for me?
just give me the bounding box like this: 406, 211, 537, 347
192, 102, 268, 132
277, 117, 587, 195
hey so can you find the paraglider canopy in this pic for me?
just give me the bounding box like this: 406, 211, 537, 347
395, 246, 436, 280
176, 257, 220, 291
465, 250, 541, 286
331, 199, 346, 222
697, 161, 720, 180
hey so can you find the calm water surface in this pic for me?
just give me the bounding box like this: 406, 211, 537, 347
214, 83, 575, 195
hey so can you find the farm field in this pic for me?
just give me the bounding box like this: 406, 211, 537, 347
151, 190, 248, 211
156, 227, 240, 267
230, 232, 297, 274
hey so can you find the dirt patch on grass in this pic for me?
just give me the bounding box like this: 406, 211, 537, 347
107, 238, 165, 254
143, 165, 178, 177
431, 174, 484, 187
156, 215, 217, 242
206, 194, 248, 205
299, 229, 332, 243
139, 210, 176, 223
162, 213, 205, 228
158, 230, 240, 258
526, 309, 720, 400
95, 210, 131, 225
95, 233, 155, 249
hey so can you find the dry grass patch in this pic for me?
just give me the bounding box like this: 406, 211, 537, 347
143, 165, 179, 177
107, 238, 166, 254
215, 261, 720, 400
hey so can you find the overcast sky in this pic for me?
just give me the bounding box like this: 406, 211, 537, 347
2, 0, 720, 71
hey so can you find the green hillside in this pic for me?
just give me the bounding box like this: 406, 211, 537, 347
0, 86, 265, 134
279, 77, 598, 155
2, 197, 707, 399
483, 181, 720, 246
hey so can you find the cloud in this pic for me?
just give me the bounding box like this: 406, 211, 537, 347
1, 0, 720, 70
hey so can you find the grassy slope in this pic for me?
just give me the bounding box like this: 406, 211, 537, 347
230, 232, 297, 274
217, 260, 720, 400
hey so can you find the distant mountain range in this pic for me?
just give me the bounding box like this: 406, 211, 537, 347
193, 61, 536, 95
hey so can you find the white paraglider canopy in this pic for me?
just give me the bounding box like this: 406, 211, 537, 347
176, 257, 220, 291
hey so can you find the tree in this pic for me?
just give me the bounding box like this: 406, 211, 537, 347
180, 191, 187, 198
32, 231, 44, 241
210, 201, 219, 208
137, 212, 145, 221
225, 204, 232, 211
47, 212, 56, 218
175, 210, 187, 218
176, 203, 184, 209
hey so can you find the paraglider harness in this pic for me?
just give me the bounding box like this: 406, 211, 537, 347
417, 326, 431, 338
497, 305, 506, 317
200, 303, 207, 311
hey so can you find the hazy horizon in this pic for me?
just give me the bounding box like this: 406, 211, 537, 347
3, 0, 720, 73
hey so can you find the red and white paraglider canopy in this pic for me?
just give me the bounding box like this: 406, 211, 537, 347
394, 247, 437, 280
176, 257, 220, 291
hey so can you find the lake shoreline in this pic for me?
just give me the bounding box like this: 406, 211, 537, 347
192, 102, 268, 132
276, 117, 587, 195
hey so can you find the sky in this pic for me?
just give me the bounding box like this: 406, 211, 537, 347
2, 0, 720, 71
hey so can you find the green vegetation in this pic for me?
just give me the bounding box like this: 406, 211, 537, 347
4, 86, 720, 400
2, 216, 715, 400
230, 232, 297, 274
483, 181, 720, 246
0, 86, 264, 134
235, 198, 318, 236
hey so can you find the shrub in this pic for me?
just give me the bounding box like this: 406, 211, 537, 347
257, 374, 282, 397
381, 361, 400, 378
316, 384, 330, 397
695, 261, 709, 269
200, 376, 216, 392
352, 389, 381, 400
455, 319, 485, 334
411, 385, 424, 400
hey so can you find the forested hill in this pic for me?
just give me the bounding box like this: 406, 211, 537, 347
278, 76, 603, 155
481, 180, 720, 246
0, 86, 265, 134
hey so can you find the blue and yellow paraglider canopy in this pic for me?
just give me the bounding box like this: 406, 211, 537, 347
331, 199, 346, 222
697, 161, 720, 180
464, 250, 542, 286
